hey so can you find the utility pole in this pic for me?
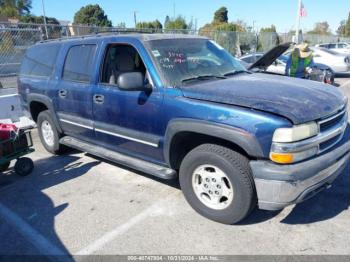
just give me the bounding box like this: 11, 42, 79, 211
41, 0, 48, 39
295, 0, 302, 44
252, 20, 257, 33
173, 2, 176, 19
133, 11, 138, 28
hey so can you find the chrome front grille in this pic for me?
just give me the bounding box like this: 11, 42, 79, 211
317, 109, 347, 153
319, 110, 346, 133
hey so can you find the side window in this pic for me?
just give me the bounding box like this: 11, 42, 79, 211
63, 44, 96, 82
100, 44, 146, 85
20, 44, 60, 77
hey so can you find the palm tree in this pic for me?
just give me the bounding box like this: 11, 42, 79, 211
16, 0, 31, 16
0, 0, 31, 18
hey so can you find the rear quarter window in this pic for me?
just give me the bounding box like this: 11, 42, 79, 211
62, 44, 96, 82
20, 44, 61, 78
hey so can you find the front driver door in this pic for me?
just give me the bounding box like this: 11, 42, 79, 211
92, 41, 165, 163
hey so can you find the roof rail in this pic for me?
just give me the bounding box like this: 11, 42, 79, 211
38, 29, 157, 43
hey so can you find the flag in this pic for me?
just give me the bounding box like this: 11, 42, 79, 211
299, 1, 307, 17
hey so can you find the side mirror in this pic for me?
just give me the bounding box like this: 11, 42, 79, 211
117, 72, 149, 92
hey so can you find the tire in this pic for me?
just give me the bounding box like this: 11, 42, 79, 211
37, 110, 66, 154
0, 161, 10, 173
179, 144, 257, 224
14, 157, 34, 176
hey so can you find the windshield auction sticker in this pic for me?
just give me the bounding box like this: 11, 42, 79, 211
152, 50, 161, 57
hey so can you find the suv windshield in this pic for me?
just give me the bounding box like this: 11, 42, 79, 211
145, 38, 246, 87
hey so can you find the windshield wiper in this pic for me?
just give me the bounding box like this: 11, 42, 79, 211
181, 74, 226, 84
223, 70, 250, 77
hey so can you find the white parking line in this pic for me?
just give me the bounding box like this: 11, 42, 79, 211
0, 202, 67, 256
77, 193, 177, 255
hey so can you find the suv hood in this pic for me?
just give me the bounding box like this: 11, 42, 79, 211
249, 42, 292, 70
179, 73, 346, 124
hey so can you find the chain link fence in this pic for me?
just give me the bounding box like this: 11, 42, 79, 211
1, 21, 350, 89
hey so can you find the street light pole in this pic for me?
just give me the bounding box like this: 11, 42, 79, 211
41, 0, 49, 39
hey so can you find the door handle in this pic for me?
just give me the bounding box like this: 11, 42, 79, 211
93, 94, 104, 104
59, 89, 67, 98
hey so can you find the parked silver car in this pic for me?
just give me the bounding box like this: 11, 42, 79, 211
316, 42, 350, 55
310, 47, 350, 73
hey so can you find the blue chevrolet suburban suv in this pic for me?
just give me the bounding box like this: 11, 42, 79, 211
18, 34, 350, 224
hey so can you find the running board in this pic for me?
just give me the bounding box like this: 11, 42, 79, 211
60, 136, 177, 180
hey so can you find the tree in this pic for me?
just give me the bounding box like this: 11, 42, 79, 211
20, 14, 59, 24
199, 7, 246, 33
260, 25, 277, 33
16, 0, 31, 16
0, 0, 31, 18
136, 20, 162, 31
20, 14, 60, 39
258, 25, 280, 51
73, 4, 112, 27
307, 21, 331, 35
164, 16, 188, 30
115, 22, 126, 28
199, 7, 247, 55
346, 12, 350, 37
164, 15, 170, 28
337, 20, 347, 36
213, 7, 228, 23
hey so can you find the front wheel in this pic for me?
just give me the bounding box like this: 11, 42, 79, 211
179, 144, 257, 224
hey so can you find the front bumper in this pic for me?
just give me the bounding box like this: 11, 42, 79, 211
250, 139, 350, 210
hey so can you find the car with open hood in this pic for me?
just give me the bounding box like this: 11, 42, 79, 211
239, 43, 335, 84
18, 34, 350, 224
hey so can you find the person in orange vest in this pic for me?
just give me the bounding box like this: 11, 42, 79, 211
285, 43, 314, 78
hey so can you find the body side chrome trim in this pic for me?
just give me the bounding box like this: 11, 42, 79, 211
94, 128, 159, 147
59, 118, 94, 130
60, 116, 159, 147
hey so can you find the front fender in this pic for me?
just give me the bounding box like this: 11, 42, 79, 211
163, 118, 264, 165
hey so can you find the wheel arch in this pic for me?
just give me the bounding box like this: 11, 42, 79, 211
27, 94, 63, 133
164, 119, 264, 170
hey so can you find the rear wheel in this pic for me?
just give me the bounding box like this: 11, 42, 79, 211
37, 110, 66, 154
179, 144, 257, 224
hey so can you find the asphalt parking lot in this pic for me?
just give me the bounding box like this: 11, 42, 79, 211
1, 77, 350, 257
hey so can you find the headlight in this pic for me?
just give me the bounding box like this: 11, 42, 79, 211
270, 122, 319, 164
272, 122, 318, 143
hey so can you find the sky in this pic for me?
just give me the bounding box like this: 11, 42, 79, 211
31, 0, 349, 33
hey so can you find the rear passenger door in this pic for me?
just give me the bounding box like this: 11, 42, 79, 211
54, 44, 97, 142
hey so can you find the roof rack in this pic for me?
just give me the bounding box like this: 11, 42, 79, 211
38, 29, 157, 43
